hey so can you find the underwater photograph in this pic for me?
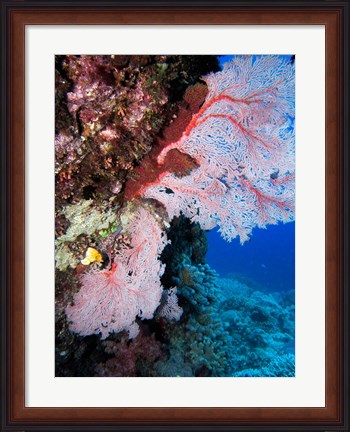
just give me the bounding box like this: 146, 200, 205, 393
55, 54, 295, 377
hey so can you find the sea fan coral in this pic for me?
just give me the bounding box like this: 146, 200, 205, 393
142, 56, 295, 243
157, 287, 183, 322
65, 207, 168, 339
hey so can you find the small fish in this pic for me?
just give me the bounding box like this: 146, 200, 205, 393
270, 170, 279, 180
81, 247, 103, 265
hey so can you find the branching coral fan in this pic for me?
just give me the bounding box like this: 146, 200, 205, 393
143, 56, 295, 243
66, 206, 168, 339
65, 55, 295, 340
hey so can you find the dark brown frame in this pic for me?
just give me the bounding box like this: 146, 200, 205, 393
1, 1, 349, 431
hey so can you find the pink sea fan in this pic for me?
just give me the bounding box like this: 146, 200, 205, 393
143, 56, 295, 243
65, 207, 168, 339
157, 287, 183, 322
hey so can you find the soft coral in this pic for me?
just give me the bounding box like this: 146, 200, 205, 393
65, 207, 169, 339
142, 56, 295, 243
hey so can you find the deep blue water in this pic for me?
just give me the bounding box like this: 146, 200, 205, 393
206, 222, 295, 293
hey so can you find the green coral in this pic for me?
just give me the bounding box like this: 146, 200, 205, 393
99, 222, 119, 238
59, 199, 117, 242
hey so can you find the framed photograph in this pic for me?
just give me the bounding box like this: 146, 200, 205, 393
1, 1, 349, 431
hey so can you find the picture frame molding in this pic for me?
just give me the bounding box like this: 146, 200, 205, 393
1, 1, 349, 430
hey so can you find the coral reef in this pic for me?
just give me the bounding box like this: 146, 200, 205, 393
55, 54, 295, 377
234, 353, 295, 377
155, 259, 234, 377
55, 55, 221, 375
217, 277, 295, 376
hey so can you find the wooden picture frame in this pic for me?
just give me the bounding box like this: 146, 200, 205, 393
1, 1, 349, 430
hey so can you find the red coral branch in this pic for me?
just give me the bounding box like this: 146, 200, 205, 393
124, 83, 206, 200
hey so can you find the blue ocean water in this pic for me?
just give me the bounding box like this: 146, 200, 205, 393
206, 222, 295, 293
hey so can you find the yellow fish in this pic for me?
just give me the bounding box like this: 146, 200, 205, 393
81, 247, 103, 265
